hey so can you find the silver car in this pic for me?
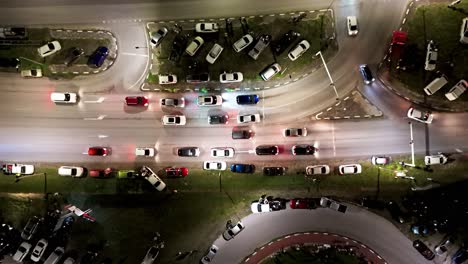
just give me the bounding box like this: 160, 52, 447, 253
283, 128, 307, 137
201, 245, 219, 264
306, 165, 330, 175
223, 221, 245, 240
150, 28, 168, 47
141, 246, 160, 264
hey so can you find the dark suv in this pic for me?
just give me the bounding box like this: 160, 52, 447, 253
209, 114, 229, 125
359, 64, 374, 84
232, 129, 252, 139
89, 46, 109, 67
272, 30, 300, 55
0, 58, 20, 69
413, 240, 435, 260
255, 145, 279, 155
292, 145, 316, 155
65, 47, 84, 66
186, 73, 210, 83
236, 94, 259, 105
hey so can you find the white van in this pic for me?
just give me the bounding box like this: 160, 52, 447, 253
445, 80, 467, 101
423, 75, 448, 96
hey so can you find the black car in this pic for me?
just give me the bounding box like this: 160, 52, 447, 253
386, 200, 408, 223
272, 30, 300, 55
256, 145, 279, 155
0, 57, 20, 69
413, 240, 435, 260
263, 167, 285, 176
186, 73, 210, 83
230, 164, 254, 173
65, 47, 84, 66
209, 114, 229, 125
452, 248, 468, 264
232, 129, 252, 139
177, 147, 200, 157
236, 94, 259, 105
359, 64, 374, 84
292, 145, 316, 155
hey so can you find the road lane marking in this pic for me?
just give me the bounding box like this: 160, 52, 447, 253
98, 135, 108, 138
455, 148, 463, 153
84, 115, 106, 121
84, 97, 105, 104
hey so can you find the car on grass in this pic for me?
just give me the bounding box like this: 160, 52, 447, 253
141, 166, 166, 191
206, 43, 223, 64
248, 34, 271, 60
141, 245, 160, 264
160, 97, 184, 107
407, 107, 433, 124
89, 168, 112, 178
38, 41, 61, 57
209, 114, 229, 125
150, 27, 168, 47
347, 16, 358, 36
461, 17, 468, 44
233, 34, 254, 52
445, 79, 467, 101
306, 165, 330, 175
21, 68, 42, 78
230, 164, 254, 173
232, 129, 253, 139
256, 145, 279, 155
339, 164, 362, 174
165, 167, 188, 177
290, 198, 316, 209
452, 247, 468, 264
292, 145, 316, 155
211, 147, 234, 157
425, 40, 437, 71
58, 166, 84, 177
434, 237, 452, 256
2, 163, 34, 175
203, 161, 227, 171
31, 239, 48, 262
196, 23, 219, 33
260, 63, 281, 81
220, 72, 243, 83
50, 92, 77, 104
125, 96, 149, 107
13, 242, 31, 262
162, 115, 186, 125
186, 73, 210, 83
135, 147, 155, 157
88, 147, 109, 156
237, 113, 260, 124
263, 167, 285, 176
64, 47, 84, 66
21, 216, 40, 240
413, 240, 435, 260
288, 40, 310, 61
424, 154, 448, 165
158, 74, 177, 85
201, 244, 218, 264
118, 170, 137, 179
236, 94, 259, 105
283, 128, 307, 137
359, 64, 374, 84
177, 147, 200, 157
185, 36, 204, 56
272, 30, 300, 55
223, 221, 244, 240
320, 197, 347, 213
198, 95, 222, 106
371, 156, 391, 165
89, 46, 109, 67
44, 246, 64, 264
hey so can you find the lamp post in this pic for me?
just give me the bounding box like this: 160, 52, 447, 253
316, 51, 339, 100
400, 122, 416, 167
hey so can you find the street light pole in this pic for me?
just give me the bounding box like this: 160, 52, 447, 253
409, 122, 415, 166
316, 51, 339, 100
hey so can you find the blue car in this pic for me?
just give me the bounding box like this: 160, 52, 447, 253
89, 46, 109, 67
230, 164, 254, 173
236, 94, 259, 105
452, 248, 468, 264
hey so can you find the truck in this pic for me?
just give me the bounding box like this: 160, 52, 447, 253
140, 166, 166, 191
2, 163, 34, 175
0, 27, 27, 39
248, 34, 271, 60
390, 30, 407, 68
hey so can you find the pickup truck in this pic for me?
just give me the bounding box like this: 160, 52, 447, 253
2, 163, 34, 175
248, 34, 271, 60
140, 166, 166, 191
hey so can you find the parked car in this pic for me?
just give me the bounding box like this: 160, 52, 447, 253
283, 128, 307, 137
347, 16, 358, 35
89, 46, 109, 67
44, 246, 64, 264
141, 245, 160, 264
135, 147, 155, 157
21, 68, 42, 78
290, 198, 316, 209
58, 166, 84, 177
21, 216, 40, 240
186, 73, 210, 83
158, 74, 177, 85
424, 154, 448, 165
359, 64, 374, 84
272, 30, 300, 55
165, 167, 188, 177
185, 36, 204, 56
306, 165, 330, 175
195, 23, 219, 33
0, 57, 20, 68
292, 145, 316, 155
31, 239, 48, 262
38, 41, 61, 57
237, 113, 260, 124
260, 63, 281, 81
141, 166, 166, 191
63, 257, 76, 264
201, 245, 218, 264
371, 156, 390, 165
177, 147, 200, 157
203, 161, 227, 171
150, 27, 168, 47
162, 115, 186, 125
452, 247, 468, 264
12, 242, 31, 262
232, 129, 252, 139
320, 197, 347, 213
64, 47, 84, 66
411, 223, 430, 236
89, 168, 112, 178
407, 107, 433, 124
223, 221, 244, 240
220, 72, 243, 83
339, 164, 362, 174
248, 34, 271, 60
413, 240, 435, 260
208, 114, 229, 125
288, 40, 310, 61
236, 94, 259, 105
230, 164, 254, 173
434, 237, 452, 255
256, 145, 279, 155
117, 170, 137, 179
263, 167, 285, 176
211, 147, 234, 157
206, 43, 223, 64
125, 96, 149, 107
2, 163, 34, 175
88, 147, 109, 156
424, 40, 437, 71
233, 34, 253, 52
198, 95, 222, 106
250, 201, 271, 213
160, 97, 184, 107
387, 201, 407, 223
445, 79, 467, 101
461, 17, 468, 44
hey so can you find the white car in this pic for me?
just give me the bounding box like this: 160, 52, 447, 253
160, 97, 185, 107
222, 221, 244, 240
250, 202, 271, 213
13, 242, 32, 262
435, 237, 452, 256
425, 154, 448, 165
206, 43, 223, 64
50, 92, 77, 104
233, 34, 254, 52
201, 245, 219, 264
211, 147, 234, 158
38, 41, 61, 57
237, 113, 261, 124
141, 245, 160, 264
445, 79, 467, 101
195, 23, 219, 33
288, 40, 310, 61
260, 63, 281, 81
58, 166, 84, 177
135, 147, 155, 157
197, 95, 222, 106
141, 166, 166, 191
21, 68, 42, 78
407, 107, 433, 124
460, 17, 468, 44
219, 72, 243, 83
162, 115, 186, 125
306, 165, 330, 176
185, 36, 204, 56
203, 161, 227, 171
339, 164, 362, 175
283, 128, 307, 137
44, 247, 64, 264
158, 74, 177, 84
31, 239, 48, 262
371, 156, 391, 165
63, 257, 76, 264
150, 27, 168, 48
6, 163, 35, 175
347, 16, 358, 36
424, 40, 437, 71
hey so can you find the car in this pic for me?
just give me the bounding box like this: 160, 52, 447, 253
272, 30, 300, 55
141, 166, 166, 191
21, 216, 40, 240
200, 244, 219, 264
63, 257, 76, 264
50, 92, 78, 104
206, 43, 223, 64
21, 68, 42, 78
248, 34, 271, 60
38, 41, 61, 57
460, 17, 468, 44
292, 145, 316, 155
452, 247, 468, 264
236, 94, 259, 105
64, 47, 84, 66
150, 27, 168, 47
88, 147, 109, 156
31, 239, 48, 262
230, 164, 254, 173
160, 97, 185, 107
165, 167, 188, 177
260, 63, 281, 81
233, 34, 254, 52
359, 64, 374, 84
237, 113, 261, 124
117, 170, 137, 179
211, 147, 234, 158
283, 128, 307, 137
125, 96, 149, 107
424, 40, 437, 71
2, 163, 34, 175
89, 46, 109, 67
255, 145, 279, 155
158, 74, 178, 85
222, 221, 244, 240
89, 168, 112, 178
203, 161, 227, 171
232, 129, 252, 139
58, 166, 84, 177
407, 107, 433, 124
208, 114, 229, 125
290, 198, 316, 209
339, 164, 362, 174
435, 237, 452, 255
411, 223, 430, 235
177, 147, 200, 157
141, 246, 160, 264
195, 23, 219, 33
197, 95, 222, 106
347, 16, 358, 35
250, 201, 271, 213
12, 242, 31, 262
0, 57, 20, 68
263, 167, 285, 176
186, 73, 210, 83
220, 72, 244, 83
135, 147, 155, 157
424, 154, 448, 165
44, 246, 64, 264
371, 156, 391, 165
162, 115, 186, 125
185, 36, 204, 56
288, 40, 310, 61
413, 240, 435, 260
306, 165, 330, 175
320, 197, 347, 213
445, 79, 467, 101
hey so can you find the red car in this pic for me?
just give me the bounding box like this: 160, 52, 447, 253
125, 96, 149, 107
165, 167, 188, 177
88, 147, 109, 156
290, 198, 316, 209
89, 168, 113, 178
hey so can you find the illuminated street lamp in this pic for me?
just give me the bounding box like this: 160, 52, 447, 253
400, 122, 416, 167
315, 51, 339, 100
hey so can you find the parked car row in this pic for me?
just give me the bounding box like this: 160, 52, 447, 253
37, 40, 109, 68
